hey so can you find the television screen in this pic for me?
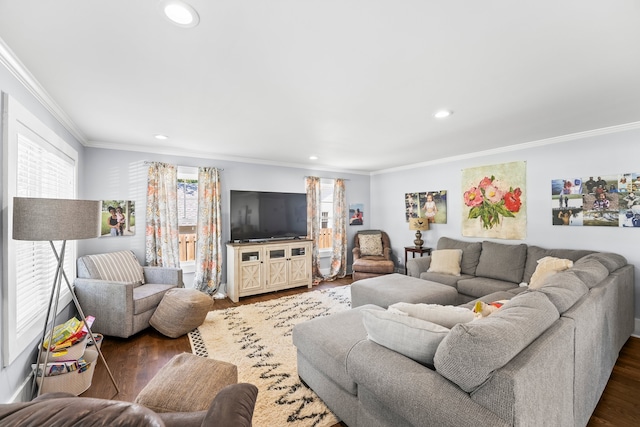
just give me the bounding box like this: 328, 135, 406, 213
230, 190, 307, 242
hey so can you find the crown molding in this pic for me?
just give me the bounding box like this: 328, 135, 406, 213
0, 38, 87, 144
85, 139, 371, 176
373, 121, 640, 175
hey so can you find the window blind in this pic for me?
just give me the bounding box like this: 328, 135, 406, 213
14, 135, 75, 337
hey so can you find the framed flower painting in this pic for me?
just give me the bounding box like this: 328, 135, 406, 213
461, 161, 526, 240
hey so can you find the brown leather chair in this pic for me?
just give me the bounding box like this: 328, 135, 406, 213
352, 231, 395, 282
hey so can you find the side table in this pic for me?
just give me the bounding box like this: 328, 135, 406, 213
404, 246, 432, 275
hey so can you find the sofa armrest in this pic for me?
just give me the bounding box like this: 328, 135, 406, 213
347, 340, 508, 426
352, 247, 361, 260
74, 278, 136, 337
143, 267, 184, 287
383, 247, 392, 260
203, 383, 258, 427
406, 256, 431, 277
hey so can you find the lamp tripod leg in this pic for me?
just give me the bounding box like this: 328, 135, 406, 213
50, 242, 120, 395
32, 241, 66, 398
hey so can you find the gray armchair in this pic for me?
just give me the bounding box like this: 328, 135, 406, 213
74, 250, 183, 338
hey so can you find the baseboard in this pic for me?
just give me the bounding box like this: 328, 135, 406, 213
633, 317, 640, 338
7, 372, 33, 403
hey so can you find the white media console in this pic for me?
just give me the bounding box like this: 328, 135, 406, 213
226, 239, 313, 303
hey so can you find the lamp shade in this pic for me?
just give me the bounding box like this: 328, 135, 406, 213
409, 217, 429, 231
13, 197, 102, 241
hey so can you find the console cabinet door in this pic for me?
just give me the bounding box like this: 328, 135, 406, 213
289, 244, 310, 286
238, 248, 264, 294
265, 245, 288, 289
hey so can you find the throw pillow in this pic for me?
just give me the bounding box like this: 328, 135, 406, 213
389, 302, 474, 329
361, 309, 450, 367
427, 249, 463, 276
359, 233, 383, 256
529, 256, 573, 289
82, 250, 145, 284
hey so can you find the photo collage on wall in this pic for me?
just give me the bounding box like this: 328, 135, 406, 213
404, 191, 447, 224
551, 173, 640, 227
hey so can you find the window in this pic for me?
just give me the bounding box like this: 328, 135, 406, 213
177, 166, 198, 271
2, 94, 78, 366
318, 179, 334, 250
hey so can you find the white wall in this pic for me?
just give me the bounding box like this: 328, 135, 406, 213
79, 147, 372, 290
370, 126, 640, 324
0, 65, 86, 403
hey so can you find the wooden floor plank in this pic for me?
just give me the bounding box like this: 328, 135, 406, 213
82, 278, 640, 426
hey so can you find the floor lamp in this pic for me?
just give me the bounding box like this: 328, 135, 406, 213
12, 197, 119, 397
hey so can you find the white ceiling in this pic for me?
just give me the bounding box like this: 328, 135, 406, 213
1, 0, 639, 173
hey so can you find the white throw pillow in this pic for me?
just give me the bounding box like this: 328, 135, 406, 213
529, 256, 574, 289
362, 309, 450, 367
427, 249, 463, 276
359, 233, 383, 256
389, 303, 475, 329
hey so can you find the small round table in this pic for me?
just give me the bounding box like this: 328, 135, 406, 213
404, 246, 432, 274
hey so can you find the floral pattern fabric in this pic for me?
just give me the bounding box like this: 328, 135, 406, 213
145, 162, 180, 267
194, 167, 222, 295
305, 176, 324, 283
327, 178, 347, 279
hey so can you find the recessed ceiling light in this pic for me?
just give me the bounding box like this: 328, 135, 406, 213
161, 1, 200, 28
154, 134, 169, 140
309, 155, 318, 160
434, 110, 452, 119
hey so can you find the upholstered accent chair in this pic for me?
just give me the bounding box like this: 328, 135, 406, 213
351, 231, 395, 282
74, 250, 184, 338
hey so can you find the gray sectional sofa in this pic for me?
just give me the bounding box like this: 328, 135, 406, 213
292, 238, 635, 426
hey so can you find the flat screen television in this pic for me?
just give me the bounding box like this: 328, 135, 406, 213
230, 190, 307, 242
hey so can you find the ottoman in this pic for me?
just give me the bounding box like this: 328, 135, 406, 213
135, 353, 237, 413
351, 273, 458, 308
150, 288, 213, 338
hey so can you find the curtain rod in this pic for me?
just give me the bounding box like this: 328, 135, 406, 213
144, 161, 224, 171
304, 176, 350, 181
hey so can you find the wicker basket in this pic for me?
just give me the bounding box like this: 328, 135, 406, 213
36, 349, 98, 396
40, 335, 88, 362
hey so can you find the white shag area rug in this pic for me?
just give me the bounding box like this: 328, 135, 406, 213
189, 286, 351, 427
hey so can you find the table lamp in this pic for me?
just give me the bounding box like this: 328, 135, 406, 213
12, 197, 119, 396
409, 217, 429, 248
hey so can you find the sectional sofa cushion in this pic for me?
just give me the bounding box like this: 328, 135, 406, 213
475, 241, 527, 284
427, 249, 463, 276
434, 291, 559, 392
522, 246, 594, 284
570, 259, 609, 288
362, 309, 450, 367
436, 237, 482, 276
456, 277, 520, 299
389, 302, 475, 329
529, 256, 574, 289
535, 271, 589, 314
576, 253, 628, 273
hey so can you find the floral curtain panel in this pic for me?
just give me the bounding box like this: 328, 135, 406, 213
305, 176, 324, 283
145, 162, 180, 267
327, 178, 347, 279
194, 167, 222, 295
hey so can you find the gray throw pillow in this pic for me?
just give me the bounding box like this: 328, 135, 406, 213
362, 309, 450, 367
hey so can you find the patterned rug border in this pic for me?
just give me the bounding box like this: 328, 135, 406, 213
188, 286, 351, 427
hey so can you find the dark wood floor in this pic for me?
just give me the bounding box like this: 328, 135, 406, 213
83, 278, 640, 426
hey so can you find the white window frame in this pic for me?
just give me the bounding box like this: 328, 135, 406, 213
177, 166, 198, 274
319, 178, 335, 256
2, 94, 78, 366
